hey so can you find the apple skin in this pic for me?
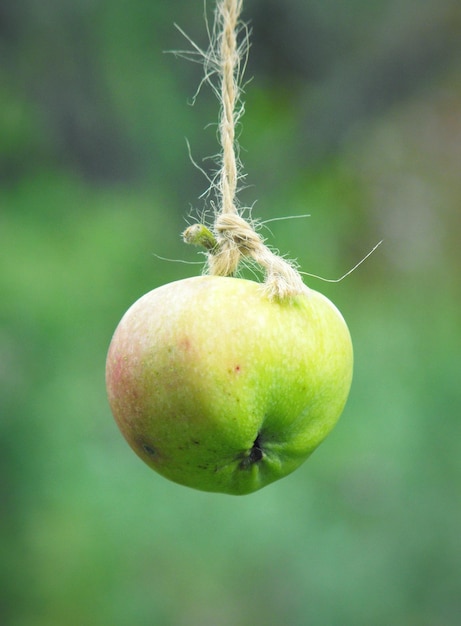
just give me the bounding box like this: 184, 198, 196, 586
106, 275, 353, 495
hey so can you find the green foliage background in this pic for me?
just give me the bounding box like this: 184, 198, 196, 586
1, 1, 461, 624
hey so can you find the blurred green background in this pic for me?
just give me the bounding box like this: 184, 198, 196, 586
1, 1, 461, 624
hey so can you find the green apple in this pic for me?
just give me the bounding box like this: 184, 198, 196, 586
106, 275, 353, 495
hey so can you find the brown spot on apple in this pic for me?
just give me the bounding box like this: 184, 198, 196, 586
179, 337, 191, 351
142, 444, 156, 457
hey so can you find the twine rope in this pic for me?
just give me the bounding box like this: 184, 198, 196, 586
185, 0, 307, 299
219, 0, 240, 217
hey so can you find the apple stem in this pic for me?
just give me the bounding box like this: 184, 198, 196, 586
183, 224, 218, 252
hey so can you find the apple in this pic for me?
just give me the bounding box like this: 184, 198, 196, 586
106, 275, 353, 495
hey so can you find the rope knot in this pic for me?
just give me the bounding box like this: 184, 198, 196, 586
215, 213, 262, 254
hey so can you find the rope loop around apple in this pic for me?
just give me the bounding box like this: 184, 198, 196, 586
211, 213, 307, 299
183, 213, 307, 300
